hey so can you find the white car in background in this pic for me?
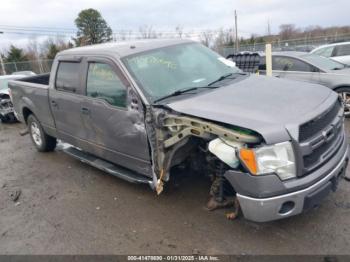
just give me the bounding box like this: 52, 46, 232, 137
311, 42, 350, 65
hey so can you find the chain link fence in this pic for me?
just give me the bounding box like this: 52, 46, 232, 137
2, 33, 350, 74
0, 59, 53, 76
221, 33, 350, 57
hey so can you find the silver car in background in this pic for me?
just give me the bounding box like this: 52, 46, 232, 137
259, 52, 350, 116
311, 42, 350, 65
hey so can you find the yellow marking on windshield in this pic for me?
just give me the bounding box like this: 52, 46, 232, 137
130, 56, 177, 69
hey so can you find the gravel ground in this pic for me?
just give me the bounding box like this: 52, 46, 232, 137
0, 121, 349, 255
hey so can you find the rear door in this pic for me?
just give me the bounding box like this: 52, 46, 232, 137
332, 44, 350, 65
49, 58, 88, 147
271, 56, 320, 84
80, 57, 151, 175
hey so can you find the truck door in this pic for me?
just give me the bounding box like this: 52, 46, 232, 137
49, 58, 89, 147
79, 57, 152, 176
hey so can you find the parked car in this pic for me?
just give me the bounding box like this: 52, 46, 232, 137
311, 42, 350, 65
0, 75, 29, 122
258, 52, 350, 116
9, 39, 348, 222
12, 71, 36, 76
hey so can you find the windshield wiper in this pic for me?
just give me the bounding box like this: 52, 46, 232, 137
153, 86, 218, 104
207, 72, 246, 87
207, 73, 233, 86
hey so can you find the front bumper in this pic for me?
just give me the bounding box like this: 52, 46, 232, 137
235, 146, 348, 222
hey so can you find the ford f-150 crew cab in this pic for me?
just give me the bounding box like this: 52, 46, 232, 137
9, 39, 349, 222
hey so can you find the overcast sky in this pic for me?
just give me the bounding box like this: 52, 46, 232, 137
0, 0, 349, 51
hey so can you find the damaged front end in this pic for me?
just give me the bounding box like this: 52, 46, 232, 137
145, 106, 263, 216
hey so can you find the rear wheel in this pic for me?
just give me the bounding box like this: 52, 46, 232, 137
336, 87, 350, 118
27, 114, 57, 152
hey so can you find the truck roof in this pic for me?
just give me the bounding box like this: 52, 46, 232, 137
58, 38, 194, 58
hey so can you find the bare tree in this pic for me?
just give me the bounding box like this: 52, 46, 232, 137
41, 37, 73, 59
26, 38, 40, 60
213, 28, 234, 52
175, 26, 183, 38
200, 30, 213, 47
139, 25, 157, 39
279, 24, 300, 40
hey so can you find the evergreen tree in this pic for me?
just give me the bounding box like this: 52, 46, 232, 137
5, 45, 28, 62
74, 9, 113, 46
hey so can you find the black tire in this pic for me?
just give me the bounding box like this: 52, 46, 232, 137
335, 87, 350, 118
27, 114, 57, 152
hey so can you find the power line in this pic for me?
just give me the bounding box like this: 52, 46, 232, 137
0, 24, 250, 36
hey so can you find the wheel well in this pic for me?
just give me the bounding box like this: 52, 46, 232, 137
334, 86, 350, 92
22, 107, 33, 123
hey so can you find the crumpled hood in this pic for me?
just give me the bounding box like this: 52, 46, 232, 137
167, 75, 338, 144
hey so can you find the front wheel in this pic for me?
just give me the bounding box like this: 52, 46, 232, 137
27, 114, 57, 152
336, 87, 350, 118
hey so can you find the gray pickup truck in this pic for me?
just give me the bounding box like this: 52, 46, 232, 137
9, 39, 348, 222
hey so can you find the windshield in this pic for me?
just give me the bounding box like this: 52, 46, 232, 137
302, 54, 345, 70
123, 43, 240, 102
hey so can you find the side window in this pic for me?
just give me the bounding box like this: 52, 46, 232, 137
86, 62, 127, 108
56, 62, 80, 93
313, 46, 334, 58
333, 44, 350, 57
272, 57, 312, 72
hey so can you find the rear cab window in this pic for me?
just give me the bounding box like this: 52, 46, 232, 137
55, 62, 81, 93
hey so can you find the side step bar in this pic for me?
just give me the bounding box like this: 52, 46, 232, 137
64, 147, 153, 187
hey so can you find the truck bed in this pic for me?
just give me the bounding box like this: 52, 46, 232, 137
9, 73, 55, 131
18, 73, 50, 85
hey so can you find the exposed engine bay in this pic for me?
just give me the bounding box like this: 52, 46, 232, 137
145, 106, 263, 218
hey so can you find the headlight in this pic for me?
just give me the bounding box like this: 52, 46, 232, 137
239, 141, 296, 180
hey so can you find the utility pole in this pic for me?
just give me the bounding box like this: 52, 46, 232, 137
0, 31, 6, 75
234, 10, 239, 53
267, 19, 271, 36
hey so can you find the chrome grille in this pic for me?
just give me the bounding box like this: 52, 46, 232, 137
299, 100, 341, 142
299, 100, 344, 175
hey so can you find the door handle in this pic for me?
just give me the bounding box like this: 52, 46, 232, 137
81, 107, 90, 115
62, 85, 76, 93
